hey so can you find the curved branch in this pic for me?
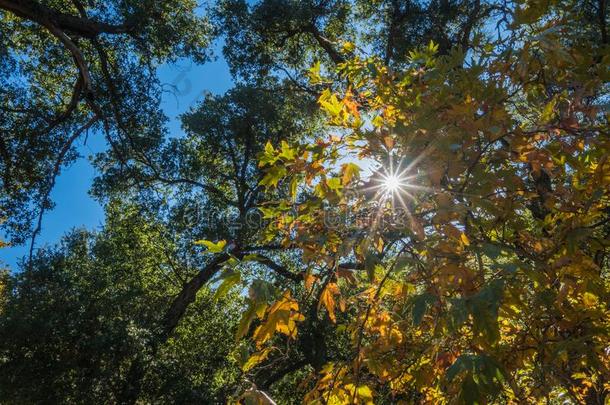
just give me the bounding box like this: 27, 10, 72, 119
161, 252, 232, 339
307, 25, 345, 65
27, 115, 98, 266
33, 75, 84, 138
0, 133, 12, 192
0, 0, 132, 38
255, 255, 303, 282
259, 358, 309, 389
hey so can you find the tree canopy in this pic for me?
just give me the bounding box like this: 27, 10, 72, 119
0, 0, 608, 404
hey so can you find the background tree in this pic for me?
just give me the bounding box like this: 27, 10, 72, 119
0, 201, 243, 403
0, 0, 211, 248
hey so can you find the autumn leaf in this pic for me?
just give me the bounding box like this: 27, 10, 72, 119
341, 162, 361, 185
253, 291, 304, 347
304, 273, 317, 292
236, 300, 268, 341
318, 282, 340, 322
242, 347, 274, 372
342, 41, 356, 53
319, 90, 343, 117
582, 292, 598, 307
357, 385, 374, 404
460, 233, 470, 246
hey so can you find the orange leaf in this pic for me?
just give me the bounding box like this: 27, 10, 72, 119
304, 273, 318, 292
318, 283, 340, 322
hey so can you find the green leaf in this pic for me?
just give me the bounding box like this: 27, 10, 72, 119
326, 177, 342, 191
412, 293, 435, 326
236, 300, 268, 341
461, 376, 481, 405
449, 298, 469, 331
446, 354, 505, 404
541, 96, 557, 123
194, 239, 227, 253
446, 356, 468, 381
260, 165, 287, 188
290, 177, 298, 201
213, 270, 241, 300
250, 279, 277, 302
259, 206, 278, 219
364, 253, 380, 282
279, 140, 297, 161
259, 141, 278, 167
469, 280, 504, 344
481, 243, 501, 259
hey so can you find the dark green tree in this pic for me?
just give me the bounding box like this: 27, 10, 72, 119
0, 0, 211, 247
0, 201, 242, 403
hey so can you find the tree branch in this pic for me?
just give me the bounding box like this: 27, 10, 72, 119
160, 252, 232, 339
307, 25, 345, 65
0, 0, 132, 38
27, 115, 98, 266
255, 255, 303, 282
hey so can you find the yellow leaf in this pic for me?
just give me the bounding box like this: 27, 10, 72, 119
338, 298, 346, 312
319, 91, 343, 117
357, 385, 374, 403
279, 140, 296, 160
583, 292, 598, 307
318, 283, 340, 322
253, 291, 303, 347
242, 347, 274, 372
342, 41, 355, 53
460, 233, 470, 246
308, 60, 322, 82
264, 140, 274, 154
374, 237, 384, 253
194, 239, 227, 253
236, 301, 268, 341
372, 115, 384, 127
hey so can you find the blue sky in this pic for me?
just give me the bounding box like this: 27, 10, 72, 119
0, 44, 234, 271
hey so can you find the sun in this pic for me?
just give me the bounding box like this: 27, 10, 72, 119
381, 173, 402, 194
360, 152, 431, 208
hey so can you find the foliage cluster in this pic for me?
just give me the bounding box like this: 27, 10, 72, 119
0, 0, 608, 403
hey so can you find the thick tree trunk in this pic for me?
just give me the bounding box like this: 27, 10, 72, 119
160, 253, 231, 340
116, 253, 233, 403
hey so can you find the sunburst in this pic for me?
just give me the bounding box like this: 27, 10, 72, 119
371, 156, 418, 201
